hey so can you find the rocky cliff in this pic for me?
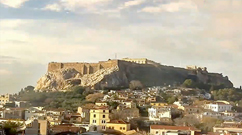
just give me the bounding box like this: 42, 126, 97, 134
35, 60, 233, 91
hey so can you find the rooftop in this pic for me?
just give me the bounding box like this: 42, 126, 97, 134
150, 125, 199, 131
107, 119, 129, 124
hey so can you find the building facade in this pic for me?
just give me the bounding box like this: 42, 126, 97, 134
89, 107, 110, 131
150, 125, 200, 135
106, 120, 130, 133
204, 101, 232, 112
0, 94, 12, 105
148, 107, 172, 121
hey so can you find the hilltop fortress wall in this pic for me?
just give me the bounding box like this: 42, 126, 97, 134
48, 60, 120, 75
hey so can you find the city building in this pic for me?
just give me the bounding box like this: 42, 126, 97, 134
0, 94, 12, 105
77, 104, 95, 123
25, 119, 39, 135
38, 119, 49, 135
14, 101, 28, 108
3, 108, 25, 119
121, 58, 148, 64
25, 109, 46, 120
183, 106, 200, 115
213, 121, 242, 135
95, 102, 108, 107
204, 101, 232, 112
121, 58, 159, 65
150, 102, 168, 107
119, 100, 137, 109
50, 124, 85, 134
106, 120, 130, 133
148, 107, 172, 121
89, 107, 110, 131
150, 125, 201, 135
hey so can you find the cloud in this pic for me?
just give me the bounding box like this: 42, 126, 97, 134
43, 3, 62, 12
0, 0, 29, 8
0, 69, 12, 75
43, 0, 112, 12
120, 0, 145, 9
140, 0, 197, 13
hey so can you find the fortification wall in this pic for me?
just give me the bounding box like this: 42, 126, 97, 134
48, 60, 119, 75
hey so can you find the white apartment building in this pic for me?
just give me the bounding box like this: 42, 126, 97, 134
204, 101, 232, 112
148, 107, 172, 121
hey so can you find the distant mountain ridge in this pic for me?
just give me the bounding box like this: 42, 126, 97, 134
35, 59, 233, 91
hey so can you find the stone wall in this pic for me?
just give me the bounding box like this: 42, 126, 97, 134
48, 60, 119, 75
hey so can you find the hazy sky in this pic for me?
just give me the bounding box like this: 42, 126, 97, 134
0, 0, 241, 94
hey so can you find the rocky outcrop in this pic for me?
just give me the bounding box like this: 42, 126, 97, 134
35, 60, 233, 91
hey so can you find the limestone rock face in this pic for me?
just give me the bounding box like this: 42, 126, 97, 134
35, 60, 233, 92
35, 66, 129, 91
35, 68, 81, 91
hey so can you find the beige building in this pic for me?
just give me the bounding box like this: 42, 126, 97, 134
0, 94, 11, 105
150, 102, 168, 107
25, 119, 49, 135
150, 125, 200, 135
146, 97, 157, 103
89, 107, 110, 131
38, 119, 49, 135
119, 100, 137, 109
95, 102, 108, 107
122, 58, 148, 64
106, 120, 130, 133
213, 121, 242, 134
77, 104, 95, 122
121, 58, 159, 65
183, 106, 200, 115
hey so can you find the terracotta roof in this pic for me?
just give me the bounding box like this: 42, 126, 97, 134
51, 125, 80, 133
92, 106, 109, 110
150, 125, 198, 131
107, 119, 129, 124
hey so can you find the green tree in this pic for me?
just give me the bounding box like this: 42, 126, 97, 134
2, 121, 23, 135
167, 96, 177, 104
182, 79, 195, 88
108, 102, 119, 109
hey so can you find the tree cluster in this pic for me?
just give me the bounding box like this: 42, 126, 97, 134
16, 86, 94, 111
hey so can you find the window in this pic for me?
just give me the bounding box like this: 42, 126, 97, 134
120, 127, 122, 130
102, 120, 106, 123
156, 131, 159, 134
123, 127, 125, 130
93, 120, 96, 123
103, 115, 105, 118
112, 127, 114, 129
93, 114, 96, 118
102, 126, 106, 129
103, 110, 105, 113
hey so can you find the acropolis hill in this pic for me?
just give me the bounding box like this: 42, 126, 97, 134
35, 58, 233, 91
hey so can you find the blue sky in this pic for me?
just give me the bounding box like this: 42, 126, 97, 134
0, 0, 242, 94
